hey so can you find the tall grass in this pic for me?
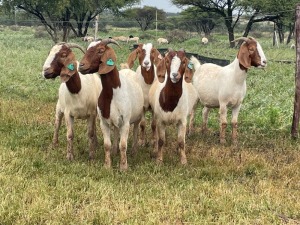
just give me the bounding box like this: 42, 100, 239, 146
0, 26, 299, 224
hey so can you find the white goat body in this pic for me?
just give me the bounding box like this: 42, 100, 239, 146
42, 43, 102, 160
157, 38, 168, 44
149, 50, 198, 164
79, 39, 144, 171
191, 37, 267, 144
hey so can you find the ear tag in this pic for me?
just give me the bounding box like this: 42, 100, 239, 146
67, 63, 75, 71
188, 62, 193, 69
106, 58, 114, 66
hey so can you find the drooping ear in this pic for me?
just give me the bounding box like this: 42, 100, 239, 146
237, 43, 251, 69
156, 57, 166, 83
152, 48, 163, 67
60, 61, 77, 83
127, 44, 143, 68
184, 58, 194, 83
98, 47, 117, 74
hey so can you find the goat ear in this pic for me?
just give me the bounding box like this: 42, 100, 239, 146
152, 49, 163, 67
127, 49, 138, 68
60, 61, 77, 83
98, 47, 117, 74
184, 59, 194, 83
156, 57, 166, 83
238, 43, 251, 69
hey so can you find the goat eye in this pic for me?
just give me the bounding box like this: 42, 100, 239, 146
61, 53, 67, 58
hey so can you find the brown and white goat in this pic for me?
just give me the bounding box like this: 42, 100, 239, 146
126, 43, 163, 146
149, 49, 198, 164
190, 37, 267, 145
42, 43, 102, 160
79, 39, 144, 171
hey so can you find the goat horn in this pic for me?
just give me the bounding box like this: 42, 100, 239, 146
231, 37, 249, 43
64, 43, 86, 54
100, 38, 120, 48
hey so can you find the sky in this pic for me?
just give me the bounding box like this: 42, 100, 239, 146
138, 0, 183, 13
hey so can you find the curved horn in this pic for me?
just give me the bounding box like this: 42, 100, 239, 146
100, 38, 120, 48
231, 37, 249, 43
64, 43, 86, 54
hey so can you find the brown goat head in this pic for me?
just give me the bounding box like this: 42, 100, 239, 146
232, 37, 267, 70
156, 49, 192, 83
42, 43, 84, 81
79, 39, 119, 75
127, 43, 162, 69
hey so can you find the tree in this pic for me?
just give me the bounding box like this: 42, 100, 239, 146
1, 0, 139, 42
123, 6, 166, 31
179, 7, 222, 36
172, 0, 245, 47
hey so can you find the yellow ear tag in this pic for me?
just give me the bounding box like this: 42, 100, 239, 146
106, 58, 114, 66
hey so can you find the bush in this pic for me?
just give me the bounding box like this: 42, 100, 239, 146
166, 29, 189, 43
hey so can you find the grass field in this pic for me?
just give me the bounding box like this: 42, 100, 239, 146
0, 26, 299, 224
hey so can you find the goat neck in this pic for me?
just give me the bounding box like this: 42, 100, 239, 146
64, 71, 82, 94
141, 64, 155, 85
98, 66, 121, 119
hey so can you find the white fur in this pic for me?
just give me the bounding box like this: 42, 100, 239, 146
157, 38, 168, 44
42, 44, 102, 160
149, 54, 198, 164
127, 36, 139, 43
201, 37, 208, 44
190, 38, 267, 144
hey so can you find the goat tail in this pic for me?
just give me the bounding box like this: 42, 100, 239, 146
190, 56, 201, 71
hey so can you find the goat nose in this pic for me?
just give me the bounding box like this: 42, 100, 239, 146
172, 72, 177, 77
144, 61, 149, 65
263, 60, 267, 64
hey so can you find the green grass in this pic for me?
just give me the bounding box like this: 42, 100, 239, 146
0, 26, 299, 224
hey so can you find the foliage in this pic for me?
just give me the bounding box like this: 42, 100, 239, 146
122, 6, 166, 31
0, 0, 139, 42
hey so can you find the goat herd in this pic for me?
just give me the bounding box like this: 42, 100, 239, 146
42, 37, 267, 171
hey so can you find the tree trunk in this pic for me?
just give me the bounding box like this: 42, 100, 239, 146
286, 22, 295, 44
291, 4, 300, 138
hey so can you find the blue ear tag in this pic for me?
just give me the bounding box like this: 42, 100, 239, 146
67, 63, 75, 71
188, 62, 193, 69
106, 58, 114, 66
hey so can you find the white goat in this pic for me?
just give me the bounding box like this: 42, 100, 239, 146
201, 37, 208, 44
126, 43, 163, 145
190, 37, 267, 145
127, 35, 139, 43
149, 49, 198, 164
111, 36, 128, 42
157, 38, 169, 44
82, 36, 95, 42
79, 39, 144, 171
42, 43, 102, 160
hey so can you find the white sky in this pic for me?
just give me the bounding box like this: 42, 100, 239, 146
138, 0, 183, 13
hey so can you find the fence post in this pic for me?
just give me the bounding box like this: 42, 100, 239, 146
291, 4, 300, 138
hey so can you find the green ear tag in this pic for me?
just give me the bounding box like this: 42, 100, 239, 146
188, 62, 193, 69
106, 58, 114, 66
67, 63, 75, 71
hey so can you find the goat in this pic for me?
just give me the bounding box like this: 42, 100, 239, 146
42, 43, 102, 160
201, 37, 208, 44
190, 37, 267, 145
82, 36, 95, 42
149, 49, 198, 164
127, 36, 139, 43
111, 36, 128, 42
79, 39, 144, 171
126, 43, 163, 146
157, 38, 169, 44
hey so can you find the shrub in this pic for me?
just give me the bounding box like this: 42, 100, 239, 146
166, 29, 189, 43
